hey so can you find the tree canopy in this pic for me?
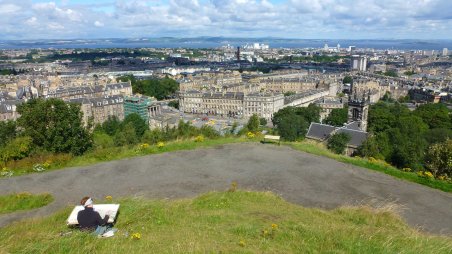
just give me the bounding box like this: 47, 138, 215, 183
324, 106, 348, 127
359, 101, 452, 172
327, 132, 351, 154
118, 75, 179, 100
272, 104, 321, 141
17, 98, 92, 155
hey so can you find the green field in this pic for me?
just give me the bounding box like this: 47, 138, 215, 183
287, 141, 452, 193
0, 191, 450, 253
5, 137, 252, 176
0, 193, 53, 214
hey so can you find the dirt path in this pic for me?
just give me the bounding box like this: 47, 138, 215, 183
1, 143, 451, 234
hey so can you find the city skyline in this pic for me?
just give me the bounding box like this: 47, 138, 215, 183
1, 0, 452, 40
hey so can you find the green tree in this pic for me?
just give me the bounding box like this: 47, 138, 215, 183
17, 98, 92, 155
276, 113, 308, 141
0, 120, 16, 147
259, 117, 268, 126
425, 139, 452, 177
343, 76, 353, 84
368, 102, 398, 133
383, 70, 398, 77
177, 120, 198, 138
247, 114, 260, 133
389, 116, 428, 169
324, 107, 348, 127
327, 133, 351, 154
424, 128, 452, 145
99, 116, 121, 136
122, 113, 148, 138
168, 100, 179, 109
119, 76, 179, 100
142, 129, 164, 144
200, 125, 220, 139
93, 131, 114, 149
0, 136, 32, 165
114, 123, 138, 146
414, 103, 452, 129
357, 132, 392, 160
283, 91, 296, 97
273, 105, 320, 141
381, 92, 394, 102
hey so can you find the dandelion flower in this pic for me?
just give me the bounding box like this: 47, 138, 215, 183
131, 232, 141, 240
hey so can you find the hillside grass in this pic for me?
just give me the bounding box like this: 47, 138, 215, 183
0, 193, 53, 214
0, 191, 450, 253
287, 140, 452, 193
4, 137, 252, 177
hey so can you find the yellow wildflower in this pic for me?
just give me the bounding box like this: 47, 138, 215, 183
194, 135, 204, 142
105, 195, 113, 201
247, 132, 255, 138
424, 171, 434, 178
131, 232, 141, 240
157, 142, 165, 148
271, 223, 278, 230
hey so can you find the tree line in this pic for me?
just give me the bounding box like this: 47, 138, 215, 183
117, 75, 179, 100
358, 102, 452, 177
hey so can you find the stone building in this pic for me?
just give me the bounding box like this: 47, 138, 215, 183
284, 89, 330, 107
0, 100, 22, 121
179, 91, 244, 117
104, 82, 133, 96
347, 94, 370, 132
243, 92, 284, 120
315, 98, 344, 122
68, 95, 125, 126
46, 85, 104, 100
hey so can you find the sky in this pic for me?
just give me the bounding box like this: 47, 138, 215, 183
1, 0, 452, 40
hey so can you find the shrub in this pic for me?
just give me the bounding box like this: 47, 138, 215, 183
247, 114, 260, 132
200, 125, 219, 139
93, 131, 114, 149
142, 129, 165, 145
327, 133, 351, 154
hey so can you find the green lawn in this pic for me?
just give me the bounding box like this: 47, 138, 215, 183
287, 141, 452, 193
0, 193, 53, 214
0, 191, 450, 253
5, 137, 252, 177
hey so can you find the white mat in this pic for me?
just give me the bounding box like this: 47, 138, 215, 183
67, 204, 120, 225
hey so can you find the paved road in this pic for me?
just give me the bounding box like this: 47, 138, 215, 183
1, 143, 451, 235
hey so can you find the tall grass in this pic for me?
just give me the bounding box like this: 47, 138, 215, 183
0, 193, 53, 214
287, 140, 452, 192
0, 191, 450, 253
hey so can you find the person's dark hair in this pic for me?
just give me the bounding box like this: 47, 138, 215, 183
80, 196, 90, 206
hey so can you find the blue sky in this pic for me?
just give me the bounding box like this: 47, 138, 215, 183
1, 0, 451, 40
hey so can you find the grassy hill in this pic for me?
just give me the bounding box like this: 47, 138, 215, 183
0, 191, 450, 253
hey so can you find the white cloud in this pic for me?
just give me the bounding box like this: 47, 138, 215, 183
94, 21, 104, 27
0, 3, 21, 14
0, 0, 451, 39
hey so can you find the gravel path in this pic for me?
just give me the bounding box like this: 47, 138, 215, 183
1, 143, 451, 235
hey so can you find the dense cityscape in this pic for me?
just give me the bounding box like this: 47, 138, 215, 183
1, 0, 452, 252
